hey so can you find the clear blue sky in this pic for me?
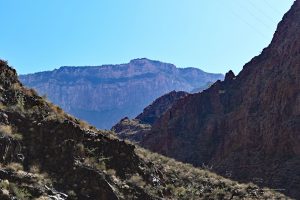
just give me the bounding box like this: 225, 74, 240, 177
0, 0, 294, 75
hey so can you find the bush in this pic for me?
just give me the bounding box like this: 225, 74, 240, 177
128, 174, 146, 188
0, 102, 6, 110
29, 164, 41, 174
0, 125, 13, 136
0, 125, 23, 140
6, 162, 24, 172
106, 169, 116, 176
0, 180, 10, 190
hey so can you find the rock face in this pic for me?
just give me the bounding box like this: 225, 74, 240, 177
112, 91, 188, 142
140, 1, 300, 198
0, 60, 287, 199
112, 117, 152, 142
20, 59, 223, 129
136, 91, 189, 125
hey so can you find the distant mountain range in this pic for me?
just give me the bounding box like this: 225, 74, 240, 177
20, 58, 223, 129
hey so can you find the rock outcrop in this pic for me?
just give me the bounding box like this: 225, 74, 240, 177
112, 91, 188, 142
136, 91, 189, 125
140, 1, 300, 198
20, 59, 223, 129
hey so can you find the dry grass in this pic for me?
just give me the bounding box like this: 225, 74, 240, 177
0, 102, 6, 110
0, 124, 23, 140
6, 162, 24, 172
134, 147, 288, 200
0, 124, 13, 136
128, 174, 146, 188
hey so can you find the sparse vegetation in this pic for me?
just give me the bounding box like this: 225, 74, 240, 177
133, 147, 288, 199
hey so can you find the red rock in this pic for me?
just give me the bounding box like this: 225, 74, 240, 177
141, 1, 300, 198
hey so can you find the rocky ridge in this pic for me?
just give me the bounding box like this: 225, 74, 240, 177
139, 1, 300, 198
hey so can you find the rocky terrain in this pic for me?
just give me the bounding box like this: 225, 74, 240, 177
134, 1, 300, 198
20, 59, 223, 129
112, 91, 188, 142
0, 60, 289, 199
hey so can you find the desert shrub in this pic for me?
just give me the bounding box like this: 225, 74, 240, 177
0, 102, 6, 110
83, 157, 96, 166
106, 169, 116, 176
79, 120, 91, 130
0, 125, 23, 140
67, 190, 77, 199
84, 156, 107, 171
0, 125, 13, 136
128, 174, 146, 188
22, 88, 38, 97
96, 161, 107, 171
44, 113, 65, 123
174, 186, 187, 197
11, 83, 22, 91
75, 143, 85, 155
0, 180, 10, 190
46, 102, 65, 118
6, 162, 24, 172
211, 188, 227, 199
29, 164, 41, 174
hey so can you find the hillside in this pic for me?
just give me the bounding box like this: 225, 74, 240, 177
19, 59, 223, 129
138, 1, 300, 198
0, 60, 289, 199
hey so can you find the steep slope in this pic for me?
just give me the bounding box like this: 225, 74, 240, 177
20, 59, 223, 129
112, 91, 188, 142
136, 91, 189, 125
141, 1, 300, 198
190, 82, 214, 94
0, 60, 289, 199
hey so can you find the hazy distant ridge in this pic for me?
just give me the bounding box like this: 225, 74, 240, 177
20, 58, 223, 129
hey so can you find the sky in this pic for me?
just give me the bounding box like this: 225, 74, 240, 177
0, 0, 295, 75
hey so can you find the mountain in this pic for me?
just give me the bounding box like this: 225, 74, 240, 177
112, 91, 188, 142
0, 60, 288, 199
190, 82, 214, 93
19, 58, 223, 129
135, 1, 300, 198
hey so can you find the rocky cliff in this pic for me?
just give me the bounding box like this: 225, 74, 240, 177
0, 60, 288, 199
20, 59, 223, 129
136, 91, 189, 125
112, 91, 188, 142
140, 1, 300, 198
